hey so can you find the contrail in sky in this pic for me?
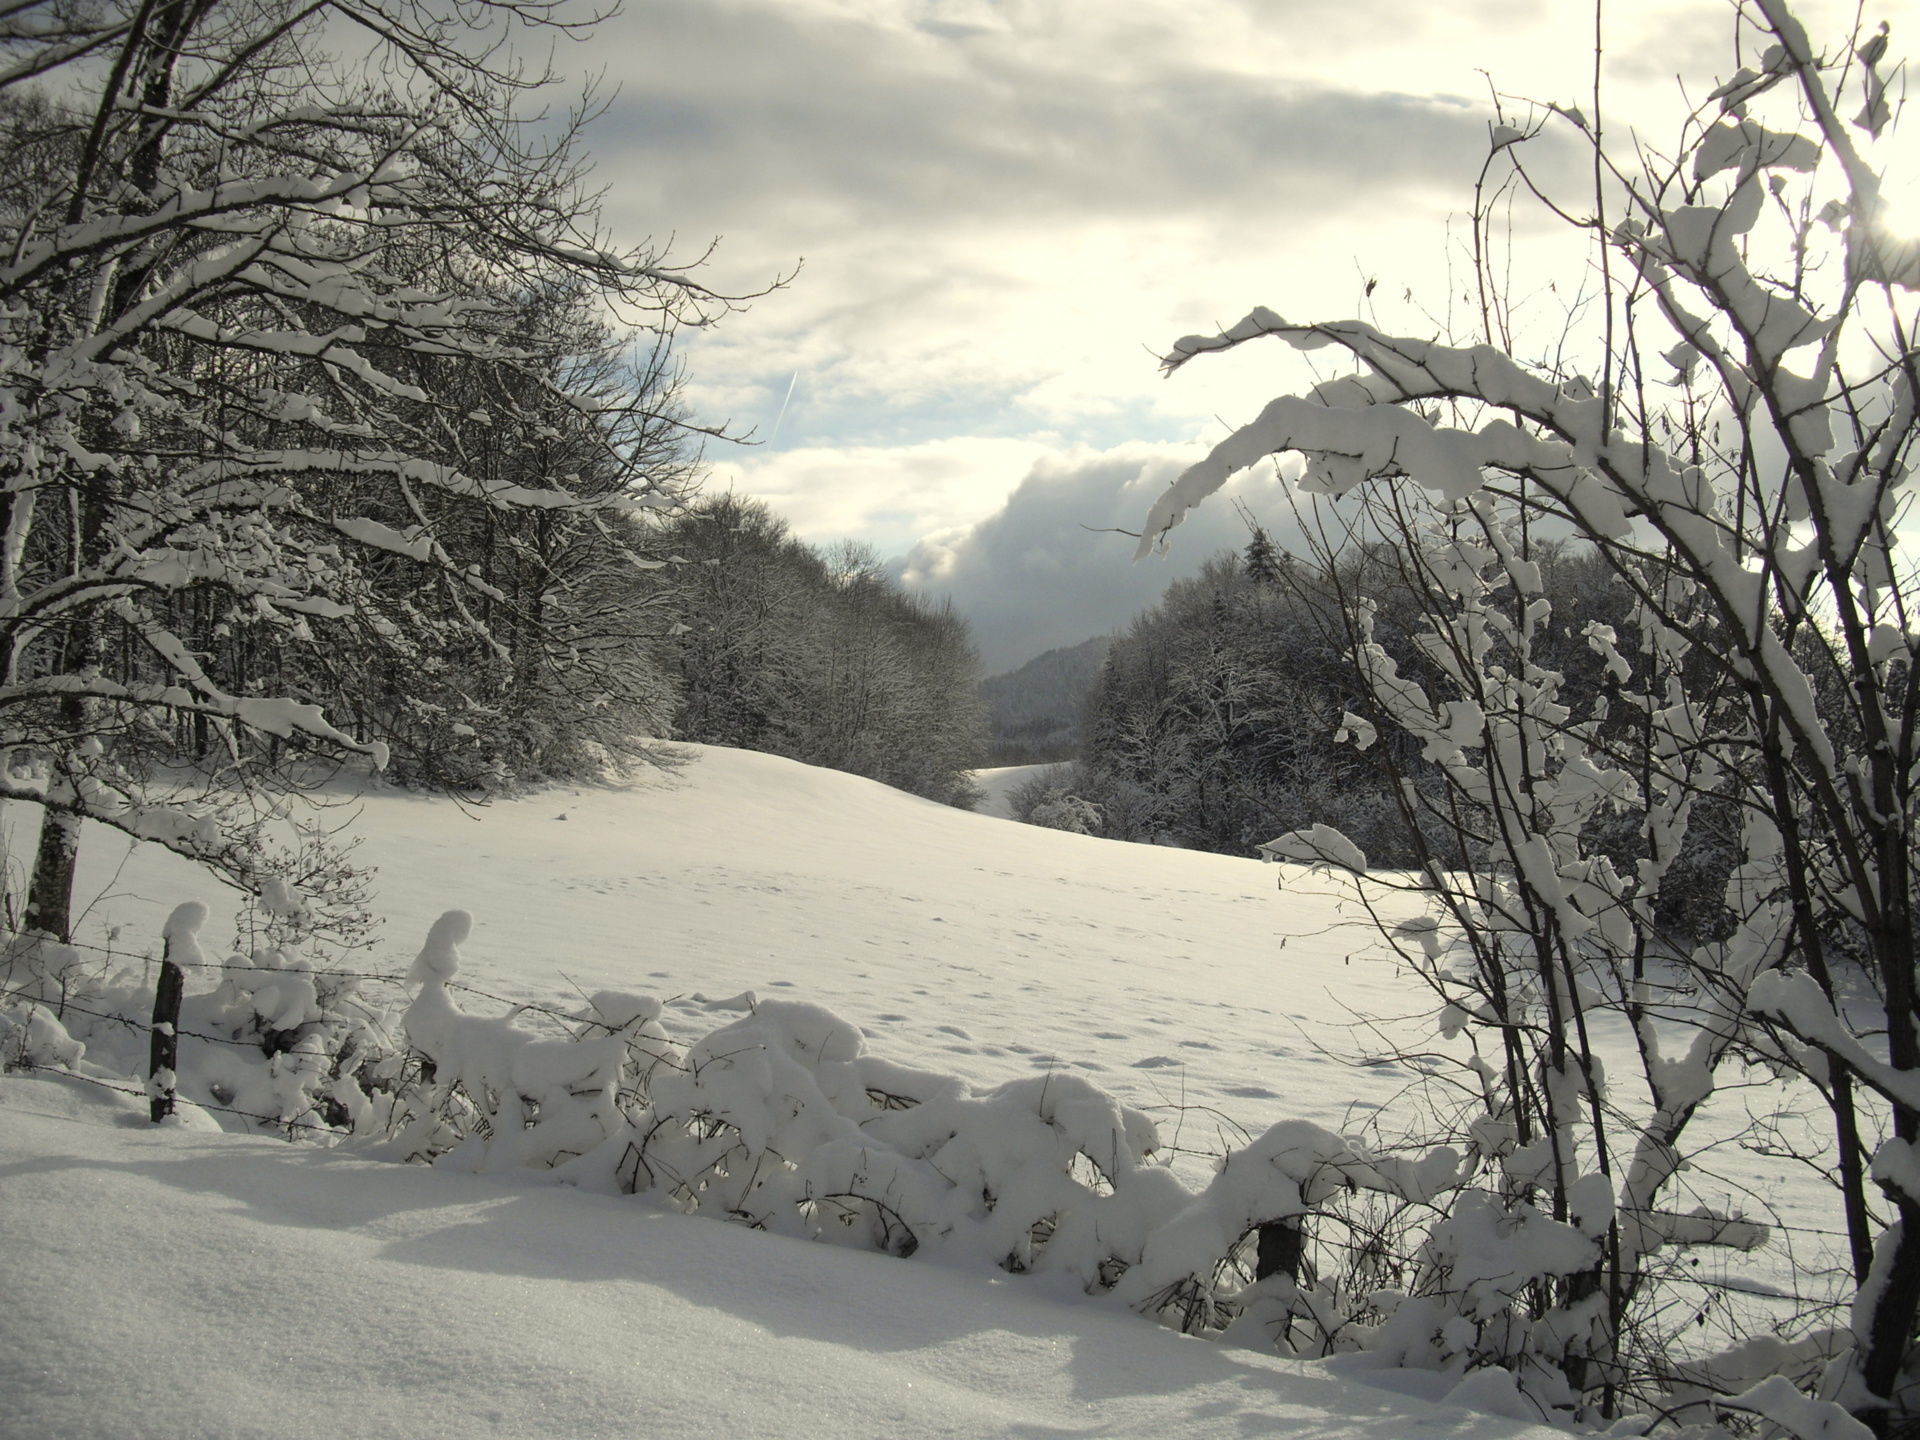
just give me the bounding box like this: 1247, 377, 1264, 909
770, 370, 800, 445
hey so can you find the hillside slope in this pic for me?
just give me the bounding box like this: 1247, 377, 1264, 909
980, 635, 1108, 763
1, 745, 1568, 1440
54, 744, 1420, 1141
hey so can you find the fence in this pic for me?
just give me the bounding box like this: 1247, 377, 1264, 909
0, 905, 1868, 1428
0, 916, 630, 1135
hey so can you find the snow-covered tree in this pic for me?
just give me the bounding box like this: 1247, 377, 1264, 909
0, 0, 733, 933
1137, 2, 1920, 1429
662, 498, 987, 805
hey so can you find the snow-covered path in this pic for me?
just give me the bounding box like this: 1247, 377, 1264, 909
970, 761, 1068, 818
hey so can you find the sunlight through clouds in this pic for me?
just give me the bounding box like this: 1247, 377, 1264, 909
581, 0, 1916, 665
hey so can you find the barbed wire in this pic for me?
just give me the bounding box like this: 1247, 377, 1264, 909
0, 933, 1877, 1281
1, 1056, 344, 1134
0, 983, 282, 1051
1, 933, 629, 1035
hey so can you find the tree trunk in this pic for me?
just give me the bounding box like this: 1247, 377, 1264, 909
23, 634, 97, 942
22, 786, 80, 942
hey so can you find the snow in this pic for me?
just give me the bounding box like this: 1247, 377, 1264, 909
0, 1077, 1555, 1440
0, 743, 1763, 1437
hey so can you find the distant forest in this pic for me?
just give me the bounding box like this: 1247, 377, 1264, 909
978, 637, 1109, 765
1002, 530, 1739, 938
664, 498, 989, 808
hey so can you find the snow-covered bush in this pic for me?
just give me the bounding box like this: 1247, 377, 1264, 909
0, 998, 85, 1073
379, 915, 1469, 1317
390, 911, 677, 1170
1011, 773, 1104, 836
1129, 2, 1915, 1429
379, 908, 1798, 1422
13, 893, 1834, 1430
186, 950, 396, 1132
0, 931, 98, 1013
1114, 1122, 1458, 1332
0, 901, 404, 1136
625, 994, 1187, 1278
228, 837, 382, 961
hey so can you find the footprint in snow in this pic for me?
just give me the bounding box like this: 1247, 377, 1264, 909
936, 1025, 972, 1039
1226, 1085, 1278, 1099
1132, 1056, 1181, 1069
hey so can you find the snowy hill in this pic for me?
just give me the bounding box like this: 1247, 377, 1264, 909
0, 746, 1560, 1438
50, 745, 1421, 1143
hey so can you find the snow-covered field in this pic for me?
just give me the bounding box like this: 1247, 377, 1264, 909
0, 746, 1778, 1438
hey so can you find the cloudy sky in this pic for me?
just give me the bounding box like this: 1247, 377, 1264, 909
574, 0, 1904, 671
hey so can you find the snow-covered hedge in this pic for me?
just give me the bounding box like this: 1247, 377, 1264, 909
378, 910, 1802, 1427
0, 908, 405, 1135
5, 906, 1842, 1433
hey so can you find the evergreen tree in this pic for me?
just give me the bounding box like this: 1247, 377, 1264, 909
1242, 526, 1283, 585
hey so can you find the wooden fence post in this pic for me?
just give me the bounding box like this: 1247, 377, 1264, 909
1255, 1217, 1305, 1283
148, 907, 199, 1123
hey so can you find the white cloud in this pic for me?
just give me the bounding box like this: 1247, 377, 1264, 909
590, 0, 1584, 456
712, 435, 1069, 550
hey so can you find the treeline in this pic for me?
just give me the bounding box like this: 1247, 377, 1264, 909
0, 14, 727, 942
1019, 530, 1737, 934
0, 84, 709, 797
660, 498, 987, 807
1016, 537, 1424, 856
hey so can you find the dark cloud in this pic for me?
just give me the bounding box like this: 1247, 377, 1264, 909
591, 0, 1552, 245
894, 443, 1328, 673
